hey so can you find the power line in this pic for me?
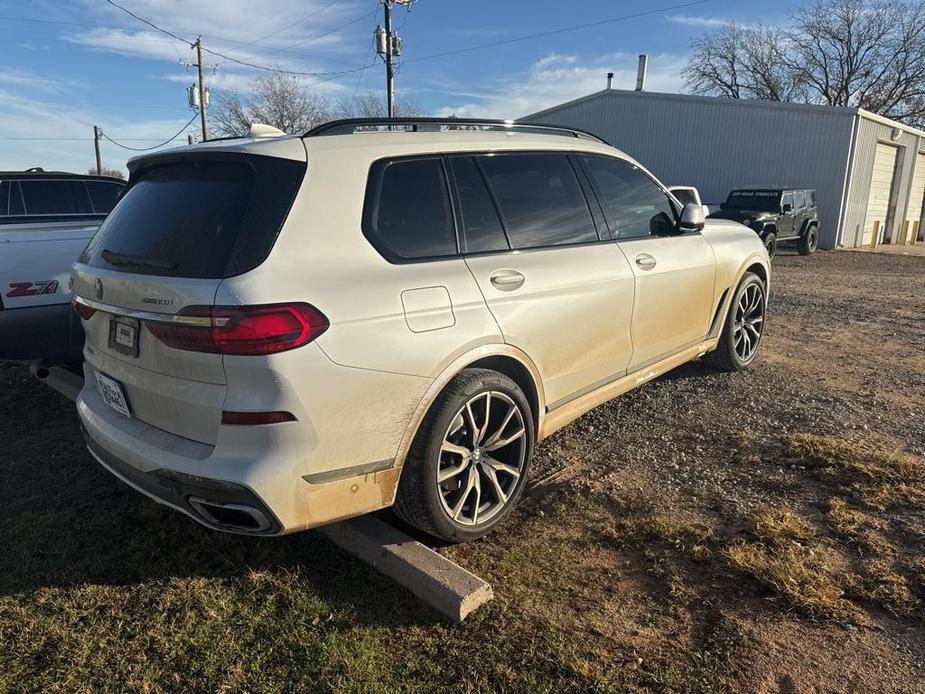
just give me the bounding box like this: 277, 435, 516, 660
0, 12, 238, 44
104, 0, 192, 45
221, 0, 342, 52
104, 0, 377, 79
402, 0, 711, 65
202, 45, 376, 78
98, 113, 199, 151
246, 8, 376, 59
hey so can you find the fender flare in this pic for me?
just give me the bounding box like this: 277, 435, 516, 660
710, 251, 771, 340
391, 343, 546, 475
800, 218, 819, 236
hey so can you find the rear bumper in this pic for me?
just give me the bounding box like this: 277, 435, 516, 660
82, 423, 283, 534
0, 302, 84, 363
77, 349, 428, 535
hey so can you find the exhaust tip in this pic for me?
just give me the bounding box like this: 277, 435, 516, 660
30, 363, 50, 380
188, 497, 272, 533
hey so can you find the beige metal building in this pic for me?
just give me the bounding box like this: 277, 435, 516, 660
526, 82, 925, 250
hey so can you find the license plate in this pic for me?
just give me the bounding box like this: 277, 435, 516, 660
96, 371, 131, 418
109, 315, 139, 357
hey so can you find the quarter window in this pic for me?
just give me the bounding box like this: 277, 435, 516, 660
9, 182, 24, 215
363, 157, 457, 261
0, 181, 8, 216
477, 153, 598, 249
794, 191, 806, 208
449, 156, 509, 253
86, 180, 125, 213
19, 180, 92, 215
580, 155, 677, 239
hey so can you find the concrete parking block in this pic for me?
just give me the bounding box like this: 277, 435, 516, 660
320, 515, 493, 622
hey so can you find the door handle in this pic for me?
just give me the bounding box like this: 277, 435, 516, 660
489, 269, 525, 291
635, 253, 657, 271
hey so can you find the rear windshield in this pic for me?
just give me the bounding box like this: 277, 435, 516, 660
80, 154, 305, 279
725, 190, 781, 211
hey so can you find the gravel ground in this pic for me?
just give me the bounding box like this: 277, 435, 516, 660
472, 247, 925, 692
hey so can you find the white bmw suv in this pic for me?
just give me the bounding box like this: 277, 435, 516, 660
71, 118, 769, 542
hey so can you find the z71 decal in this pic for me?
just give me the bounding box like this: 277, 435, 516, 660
6, 280, 59, 298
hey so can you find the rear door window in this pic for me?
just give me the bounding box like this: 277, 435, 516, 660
86, 180, 125, 213
19, 179, 92, 215
449, 156, 509, 254
363, 156, 457, 261
794, 191, 806, 208
477, 153, 598, 249
80, 155, 305, 279
579, 155, 677, 239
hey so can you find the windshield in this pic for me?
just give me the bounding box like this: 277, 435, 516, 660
80, 154, 305, 279
725, 190, 781, 212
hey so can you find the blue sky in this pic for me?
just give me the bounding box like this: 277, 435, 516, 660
0, 0, 797, 173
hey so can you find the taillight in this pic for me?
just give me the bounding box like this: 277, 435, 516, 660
222, 410, 297, 425
145, 303, 328, 356
72, 298, 97, 321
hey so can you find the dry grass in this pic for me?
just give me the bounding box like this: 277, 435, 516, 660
750, 508, 815, 544
723, 509, 849, 618
784, 434, 925, 510
844, 561, 920, 618
825, 497, 865, 536
724, 541, 848, 618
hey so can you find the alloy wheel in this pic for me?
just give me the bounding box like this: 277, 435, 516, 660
436, 391, 527, 526
733, 283, 765, 362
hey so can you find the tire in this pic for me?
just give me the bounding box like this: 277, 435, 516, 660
763, 232, 777, 259
798, 225, 818, 255
703, 272, 767, 372
394, 368, 535, 542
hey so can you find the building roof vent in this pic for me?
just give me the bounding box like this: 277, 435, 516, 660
636, 54, 648, 92
606, 72, 614, 90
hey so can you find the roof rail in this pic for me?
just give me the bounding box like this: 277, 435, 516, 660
303, 118, 610, 145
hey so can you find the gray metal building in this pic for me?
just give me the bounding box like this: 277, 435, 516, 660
525, 84, 925, 250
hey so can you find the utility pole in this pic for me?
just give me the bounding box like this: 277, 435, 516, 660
93, 126, 102, 175
193, 37, 209, 141
383, 2, 395, 117
376, 1, 414, 118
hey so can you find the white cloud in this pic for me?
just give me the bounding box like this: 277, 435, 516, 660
433, 52, 688, 120
65, 0, 375, 97
665, 14, 733, 28
0, 88, 197, 174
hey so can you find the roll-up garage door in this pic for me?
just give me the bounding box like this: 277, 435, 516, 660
862, 143, 899, 247
905, 153, 925, 244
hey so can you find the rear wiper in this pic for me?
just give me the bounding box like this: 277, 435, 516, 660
102, 249, 176, 272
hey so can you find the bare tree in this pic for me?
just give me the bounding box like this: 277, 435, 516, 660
335, 91, 427, 119
788, 0, 925, 122
212, 73, 330, 137
87, 167, 125, 179
683, 0, 925, 126
685, 24, 804, 101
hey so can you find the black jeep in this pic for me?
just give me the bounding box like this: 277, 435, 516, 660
709, 189, 819, 258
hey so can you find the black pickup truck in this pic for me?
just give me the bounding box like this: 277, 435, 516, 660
708, 189, 819, 258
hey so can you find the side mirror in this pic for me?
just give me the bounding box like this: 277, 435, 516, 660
719, 202, 726, 210
679, 203, 705, 232
782, 203, 792, 213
